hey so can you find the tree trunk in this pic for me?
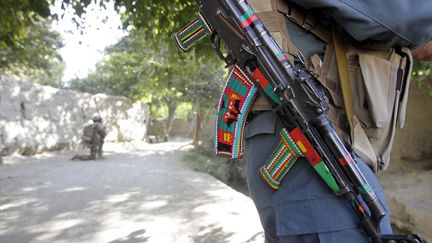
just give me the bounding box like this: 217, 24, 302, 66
193, 102, 202, 147
165, 99, 177, 137
146, 103, 154, 139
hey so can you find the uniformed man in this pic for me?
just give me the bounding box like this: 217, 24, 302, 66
72, 115, 107, 161
244, 0, 432, 242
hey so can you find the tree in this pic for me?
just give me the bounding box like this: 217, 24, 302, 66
70, 27, 224, 139
412, 61, 432, 96
3, 0, 205, 51
0, 2, 64, 87
111, 0, 196, 41
0, 0, 51, 46
49, 0, 225, 143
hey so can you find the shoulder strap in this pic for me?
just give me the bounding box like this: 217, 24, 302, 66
331, 25, 354, 139
331, 25, 380, 170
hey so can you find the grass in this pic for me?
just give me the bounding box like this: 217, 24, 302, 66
183, 149, 233, 183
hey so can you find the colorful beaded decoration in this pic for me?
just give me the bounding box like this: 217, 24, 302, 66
174, 12, 212, 52
288, 128, 340, 193
250, 67, 281, 105
215, 65, 257, 159
260, 127, 340, 192
259, 128, 303, 190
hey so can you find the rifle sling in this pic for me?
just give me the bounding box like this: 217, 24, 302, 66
331, 25, 355, 140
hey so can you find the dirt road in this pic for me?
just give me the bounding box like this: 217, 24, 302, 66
0, 140, 264, 243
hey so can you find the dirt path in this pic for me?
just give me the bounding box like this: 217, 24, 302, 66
380, 159, 432, 242
0, 140, 264, 243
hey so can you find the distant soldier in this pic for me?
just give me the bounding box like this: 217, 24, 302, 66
72, 115, 107, 161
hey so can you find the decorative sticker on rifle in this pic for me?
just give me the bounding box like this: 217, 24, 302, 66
251, 68, 282, 105
260, 128, 339, 192
289, 128, 340, 192
239, 9, 259, 29
238, 7, 289, 66
174, 12, 212, 52
215, 65, 257, 159
260, 128, 303, 190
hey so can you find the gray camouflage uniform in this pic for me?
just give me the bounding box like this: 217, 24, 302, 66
72, 120, 107, 161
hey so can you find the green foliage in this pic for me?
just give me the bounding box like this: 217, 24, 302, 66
70, 27, 225, 106
112, 0, 196, 41
0, 0, 51, 46
4, 60, 65, 87
0, 0, 215, 89
412, 60, 432, 96
175, 102, 193, 119
1, 0, 198, 41
0, 1, 64, 87
183, 149, 232, 183
182, 145, 247, 189
70, 50, 150, 98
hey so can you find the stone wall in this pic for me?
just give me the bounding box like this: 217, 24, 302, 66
392, 82, 432, 161
0, 77, 149, 156
384, 82, 432, 242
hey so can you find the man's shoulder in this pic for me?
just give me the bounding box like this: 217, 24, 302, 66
291, 0, 432, 48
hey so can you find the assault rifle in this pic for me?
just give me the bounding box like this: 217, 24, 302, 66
174, 0, 422, 242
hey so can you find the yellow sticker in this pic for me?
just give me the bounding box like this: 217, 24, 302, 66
296, 141, 307, 153
224, 133, 232, 142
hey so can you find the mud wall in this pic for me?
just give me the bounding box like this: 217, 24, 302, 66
392, 82, 432, 162
0, 77, 149, 156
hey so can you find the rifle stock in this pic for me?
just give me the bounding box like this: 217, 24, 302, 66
175, 1, 422, 242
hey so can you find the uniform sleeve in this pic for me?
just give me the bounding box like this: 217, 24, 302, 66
289, 0, 432, 49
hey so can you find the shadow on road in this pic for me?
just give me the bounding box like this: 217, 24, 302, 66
0, 140, 263, 243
